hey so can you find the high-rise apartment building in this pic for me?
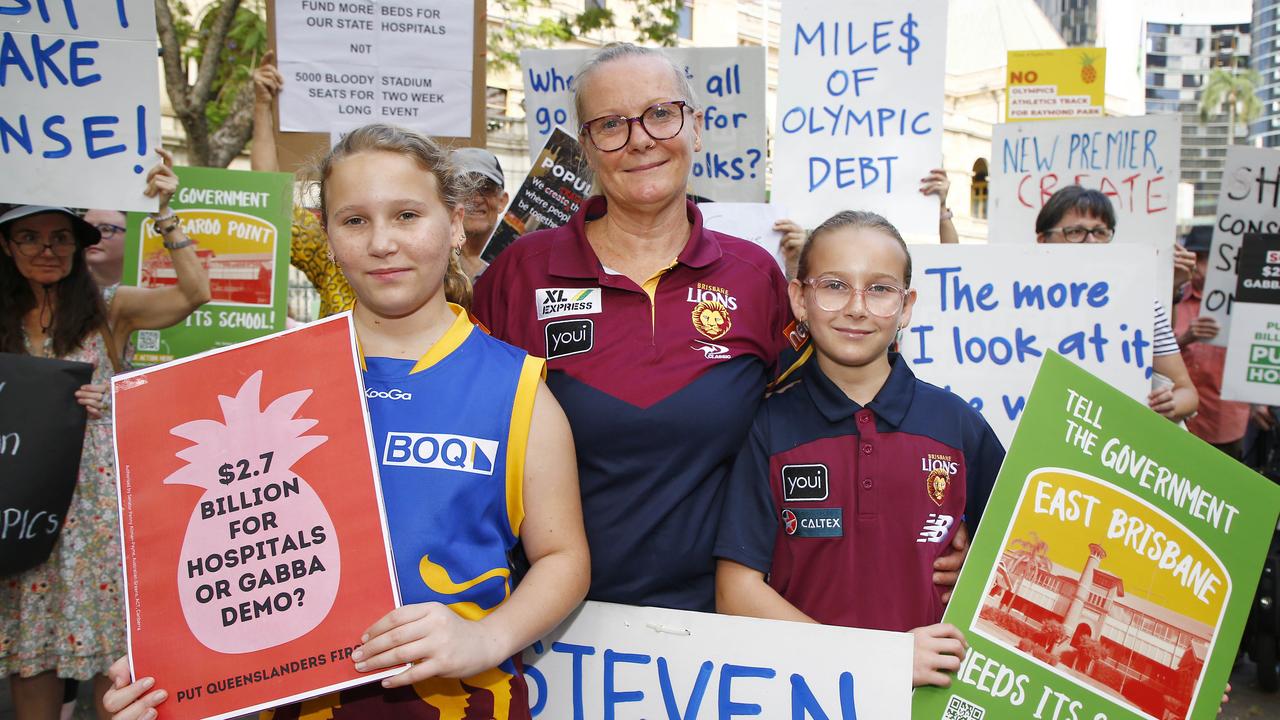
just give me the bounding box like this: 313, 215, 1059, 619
1253, 0, 1280, 147
1145, 20, 1253, 217
1036, 0, 1099, 45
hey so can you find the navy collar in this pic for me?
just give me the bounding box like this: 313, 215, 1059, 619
548, 195, 722, 279
802, 353, 917, 428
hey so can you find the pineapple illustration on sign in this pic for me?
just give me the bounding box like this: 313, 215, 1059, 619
165, 371, 341, 653
1080, 53, 1098, 84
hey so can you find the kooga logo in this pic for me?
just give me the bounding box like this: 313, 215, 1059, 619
366, 388, 413, 400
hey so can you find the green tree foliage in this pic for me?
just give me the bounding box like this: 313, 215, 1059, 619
157, 0, 269, 167
488, 0, 680, 70
1198, 66, 1264, 145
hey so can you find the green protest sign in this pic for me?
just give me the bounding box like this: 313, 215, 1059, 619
913, 352, 1280, 720
122, 167, 293, 366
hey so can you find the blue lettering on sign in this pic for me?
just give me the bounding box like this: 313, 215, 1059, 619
908, 325, 933, 364
658, 657, 712, 719
1002, 395, 1027, 421
525, 640, 869, 718
719, 663, 777, 717
1001, 136, 1059, 173
790, 672, 858, 719
527, 65, 574, 94
807, 155, 896, 192
791, 16, 920, 66
603, 649, 650, 719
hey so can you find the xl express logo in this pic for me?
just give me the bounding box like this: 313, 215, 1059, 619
383, 432, 500, 475
536, 288, 602, 320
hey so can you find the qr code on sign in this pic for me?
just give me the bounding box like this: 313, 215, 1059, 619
136, 330, 160, 352
942, 695, 984, 720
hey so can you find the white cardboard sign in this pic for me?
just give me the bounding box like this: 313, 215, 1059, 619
275, 0, 473, 137
0, 0, 161, 211
699, 202, 789, 271
523, 601, 912, 718
519, 47, 767, 203
1200, 146, 1280, 347
772, 1, 947, 234
899, 245, 1155, 445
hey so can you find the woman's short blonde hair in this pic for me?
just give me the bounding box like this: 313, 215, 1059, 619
572, 43, 698, 126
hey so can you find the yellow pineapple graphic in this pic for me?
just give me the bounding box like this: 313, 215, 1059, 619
1080, 53, 1098, 84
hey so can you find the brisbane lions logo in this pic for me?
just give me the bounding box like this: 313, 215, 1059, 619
925, 468, 950, 506
691, 300, 732, 340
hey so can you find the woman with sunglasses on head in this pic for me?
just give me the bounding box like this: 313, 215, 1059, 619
475, 43, 971, 613
0, 149, 210, 720
1034, 186, 1197, 423
473, 43, 790, 613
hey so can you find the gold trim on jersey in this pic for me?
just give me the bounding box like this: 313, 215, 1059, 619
505, 355, 545, 536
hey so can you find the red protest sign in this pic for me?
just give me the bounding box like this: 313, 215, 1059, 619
112, 314, 400, 720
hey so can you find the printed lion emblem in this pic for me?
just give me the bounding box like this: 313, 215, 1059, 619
925, 468, 950, 507
691, 300, 732, 340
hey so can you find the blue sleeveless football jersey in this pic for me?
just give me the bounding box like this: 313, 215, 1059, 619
276, 305, 543, 720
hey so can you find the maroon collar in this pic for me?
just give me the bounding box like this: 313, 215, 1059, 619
548, 195, 723, 279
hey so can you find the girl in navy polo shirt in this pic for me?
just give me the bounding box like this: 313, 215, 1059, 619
713, 210, 1005, 688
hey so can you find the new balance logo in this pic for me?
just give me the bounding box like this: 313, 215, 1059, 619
916, 514, 954, 543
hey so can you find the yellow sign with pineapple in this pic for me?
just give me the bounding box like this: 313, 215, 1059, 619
1006, 48, 1106, 122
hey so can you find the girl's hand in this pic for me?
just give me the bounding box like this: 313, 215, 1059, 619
933, 523, 969, 604
75, 383, 109, 419
353, 602, 505, 687
103, 656, 168, 720
144, 148, 179, 214
1148, 387, 1177, 418
910, 623, 967, 688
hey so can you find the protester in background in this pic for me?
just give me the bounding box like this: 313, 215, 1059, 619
453, 147, 509, 280
776, 167, 959, 278
474, 43, 970, 612
0, 149, 210, 720
250, 53, 500, 312
1034, 186, 1198, 423
1174, 228, 1249, 457
82, 210, 127, 289
106, 124, 588, 720
715, 211, 1000, 688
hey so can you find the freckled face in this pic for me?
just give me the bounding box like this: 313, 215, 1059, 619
789, 227, 915, 369
324, 150, 463, 319
577, 54, 702, 210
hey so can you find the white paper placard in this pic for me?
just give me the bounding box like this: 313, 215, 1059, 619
699, 202, 789, 271
1200, 146, 1280, 347
899, 245, 1155, 446
519, 47, 767, 203
772, 1, 947, 234
523, 601, 912, 718
275, 0, 473, 137
1, 0, 161, 211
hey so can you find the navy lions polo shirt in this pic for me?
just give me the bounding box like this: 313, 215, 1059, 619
714, 354, 1004, 631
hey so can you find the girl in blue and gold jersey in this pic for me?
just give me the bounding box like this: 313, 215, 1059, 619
104, 125, 590, 720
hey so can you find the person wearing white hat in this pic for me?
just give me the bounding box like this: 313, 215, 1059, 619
0, 148, 210, 720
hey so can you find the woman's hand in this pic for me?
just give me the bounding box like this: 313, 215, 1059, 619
774, 218, 806, 279
1173, 244, 1196, 289
253, 50, 284, 106
144, 148, 179, 215
102, 656, 168, 720
75, 383, 109, 420
1148, 386, 1177, 419
910, 623, 967, 688
1179, 316, 1220, 346
352, 602, 505, 688
919, 168, 951, 207
1252, 405, 1276, 431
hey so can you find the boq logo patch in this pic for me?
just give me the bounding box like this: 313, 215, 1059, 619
691, 300, 732, 340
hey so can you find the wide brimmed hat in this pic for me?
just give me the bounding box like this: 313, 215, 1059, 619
0, 205, 101, 248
